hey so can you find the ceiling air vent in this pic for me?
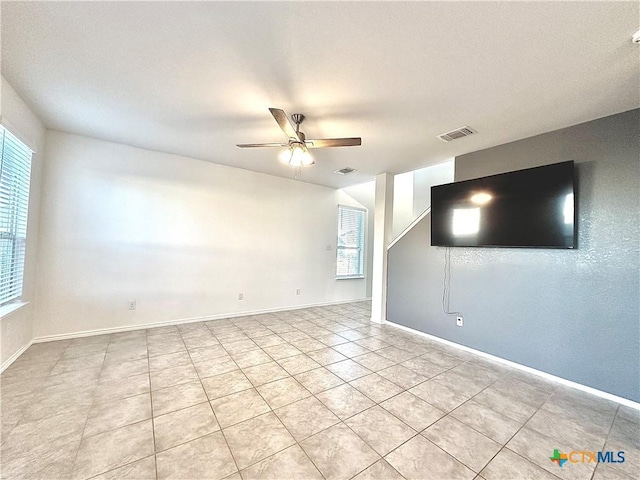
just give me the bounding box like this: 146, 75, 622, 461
334, 167, 357, 175
437, 126, 476, 142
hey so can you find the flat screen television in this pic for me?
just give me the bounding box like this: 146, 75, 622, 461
431, 161, 575, 248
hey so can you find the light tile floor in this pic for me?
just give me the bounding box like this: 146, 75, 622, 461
1, 301, 638, 479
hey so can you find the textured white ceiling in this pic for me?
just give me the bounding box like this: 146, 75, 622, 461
2, 1, 638, 188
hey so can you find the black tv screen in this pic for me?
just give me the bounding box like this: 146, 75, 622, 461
431, 161, 575, 248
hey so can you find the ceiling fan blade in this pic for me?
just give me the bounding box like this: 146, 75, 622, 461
269, 108, 301, 141
236, 142, 287, 148
305, 138, 362, 148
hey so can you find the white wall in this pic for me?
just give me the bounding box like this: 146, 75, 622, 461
388, 161, 455, 243
35, 131, 369, 338
392, 172, 414, 238
412, 160, 455, 217
0, 77, 46, 367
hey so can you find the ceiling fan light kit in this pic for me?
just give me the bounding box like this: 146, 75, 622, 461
279, 143, 315, 167
237, 108, 361, 169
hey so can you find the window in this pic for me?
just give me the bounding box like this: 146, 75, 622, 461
336, 205, 365, 278
0, 126, 33, 306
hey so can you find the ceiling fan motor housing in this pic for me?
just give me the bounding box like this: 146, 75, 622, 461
291, 113, 306, 140
291, 113, 305, 126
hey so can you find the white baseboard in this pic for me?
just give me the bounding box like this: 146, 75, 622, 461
33, 298, 372, 344
385, 319, 640, 411
0, 340, 33, 374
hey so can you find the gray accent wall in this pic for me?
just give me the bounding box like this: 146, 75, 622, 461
387, 109, 640, 402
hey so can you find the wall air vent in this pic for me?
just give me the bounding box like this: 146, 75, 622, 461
437, 126, 476, 142
334, 167, 357, 175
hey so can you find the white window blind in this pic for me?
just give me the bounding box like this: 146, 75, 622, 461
336, 205, 365, 278
0, 126, 33, 306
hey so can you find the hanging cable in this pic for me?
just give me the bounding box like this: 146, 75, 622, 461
442, 247, 462, 316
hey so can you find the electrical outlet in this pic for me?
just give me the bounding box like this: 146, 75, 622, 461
238, 293, 244, 300
456, 316, 463, 327
296, 288, 301, 295
129, 300, 136, 311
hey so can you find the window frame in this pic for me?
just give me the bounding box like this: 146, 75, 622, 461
0, 125, 34, 307
335, 204, 366, 280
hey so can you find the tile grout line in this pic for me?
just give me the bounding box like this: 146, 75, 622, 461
214, 321, 322, 477
0, 305, 373, 478
353, 345, 557, 476
588, 403, 621, 480
354, 368, 502, 476
11, 305, 603, 480
158, 319, 419, 476
251, 328, 403, 478
145, 329, 159, 480
130, 338, 552, 480
184, 326, 244, 477
79, 333, 159, 479
497, 379, 618, 478
468, 380, 560, 479
299, 333, 447, 478
205, 312, 373, 478
69, 335, 111, 479
245, 347, 331, 478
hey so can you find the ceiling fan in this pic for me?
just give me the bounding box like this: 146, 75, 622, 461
237, 108, 361, 167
